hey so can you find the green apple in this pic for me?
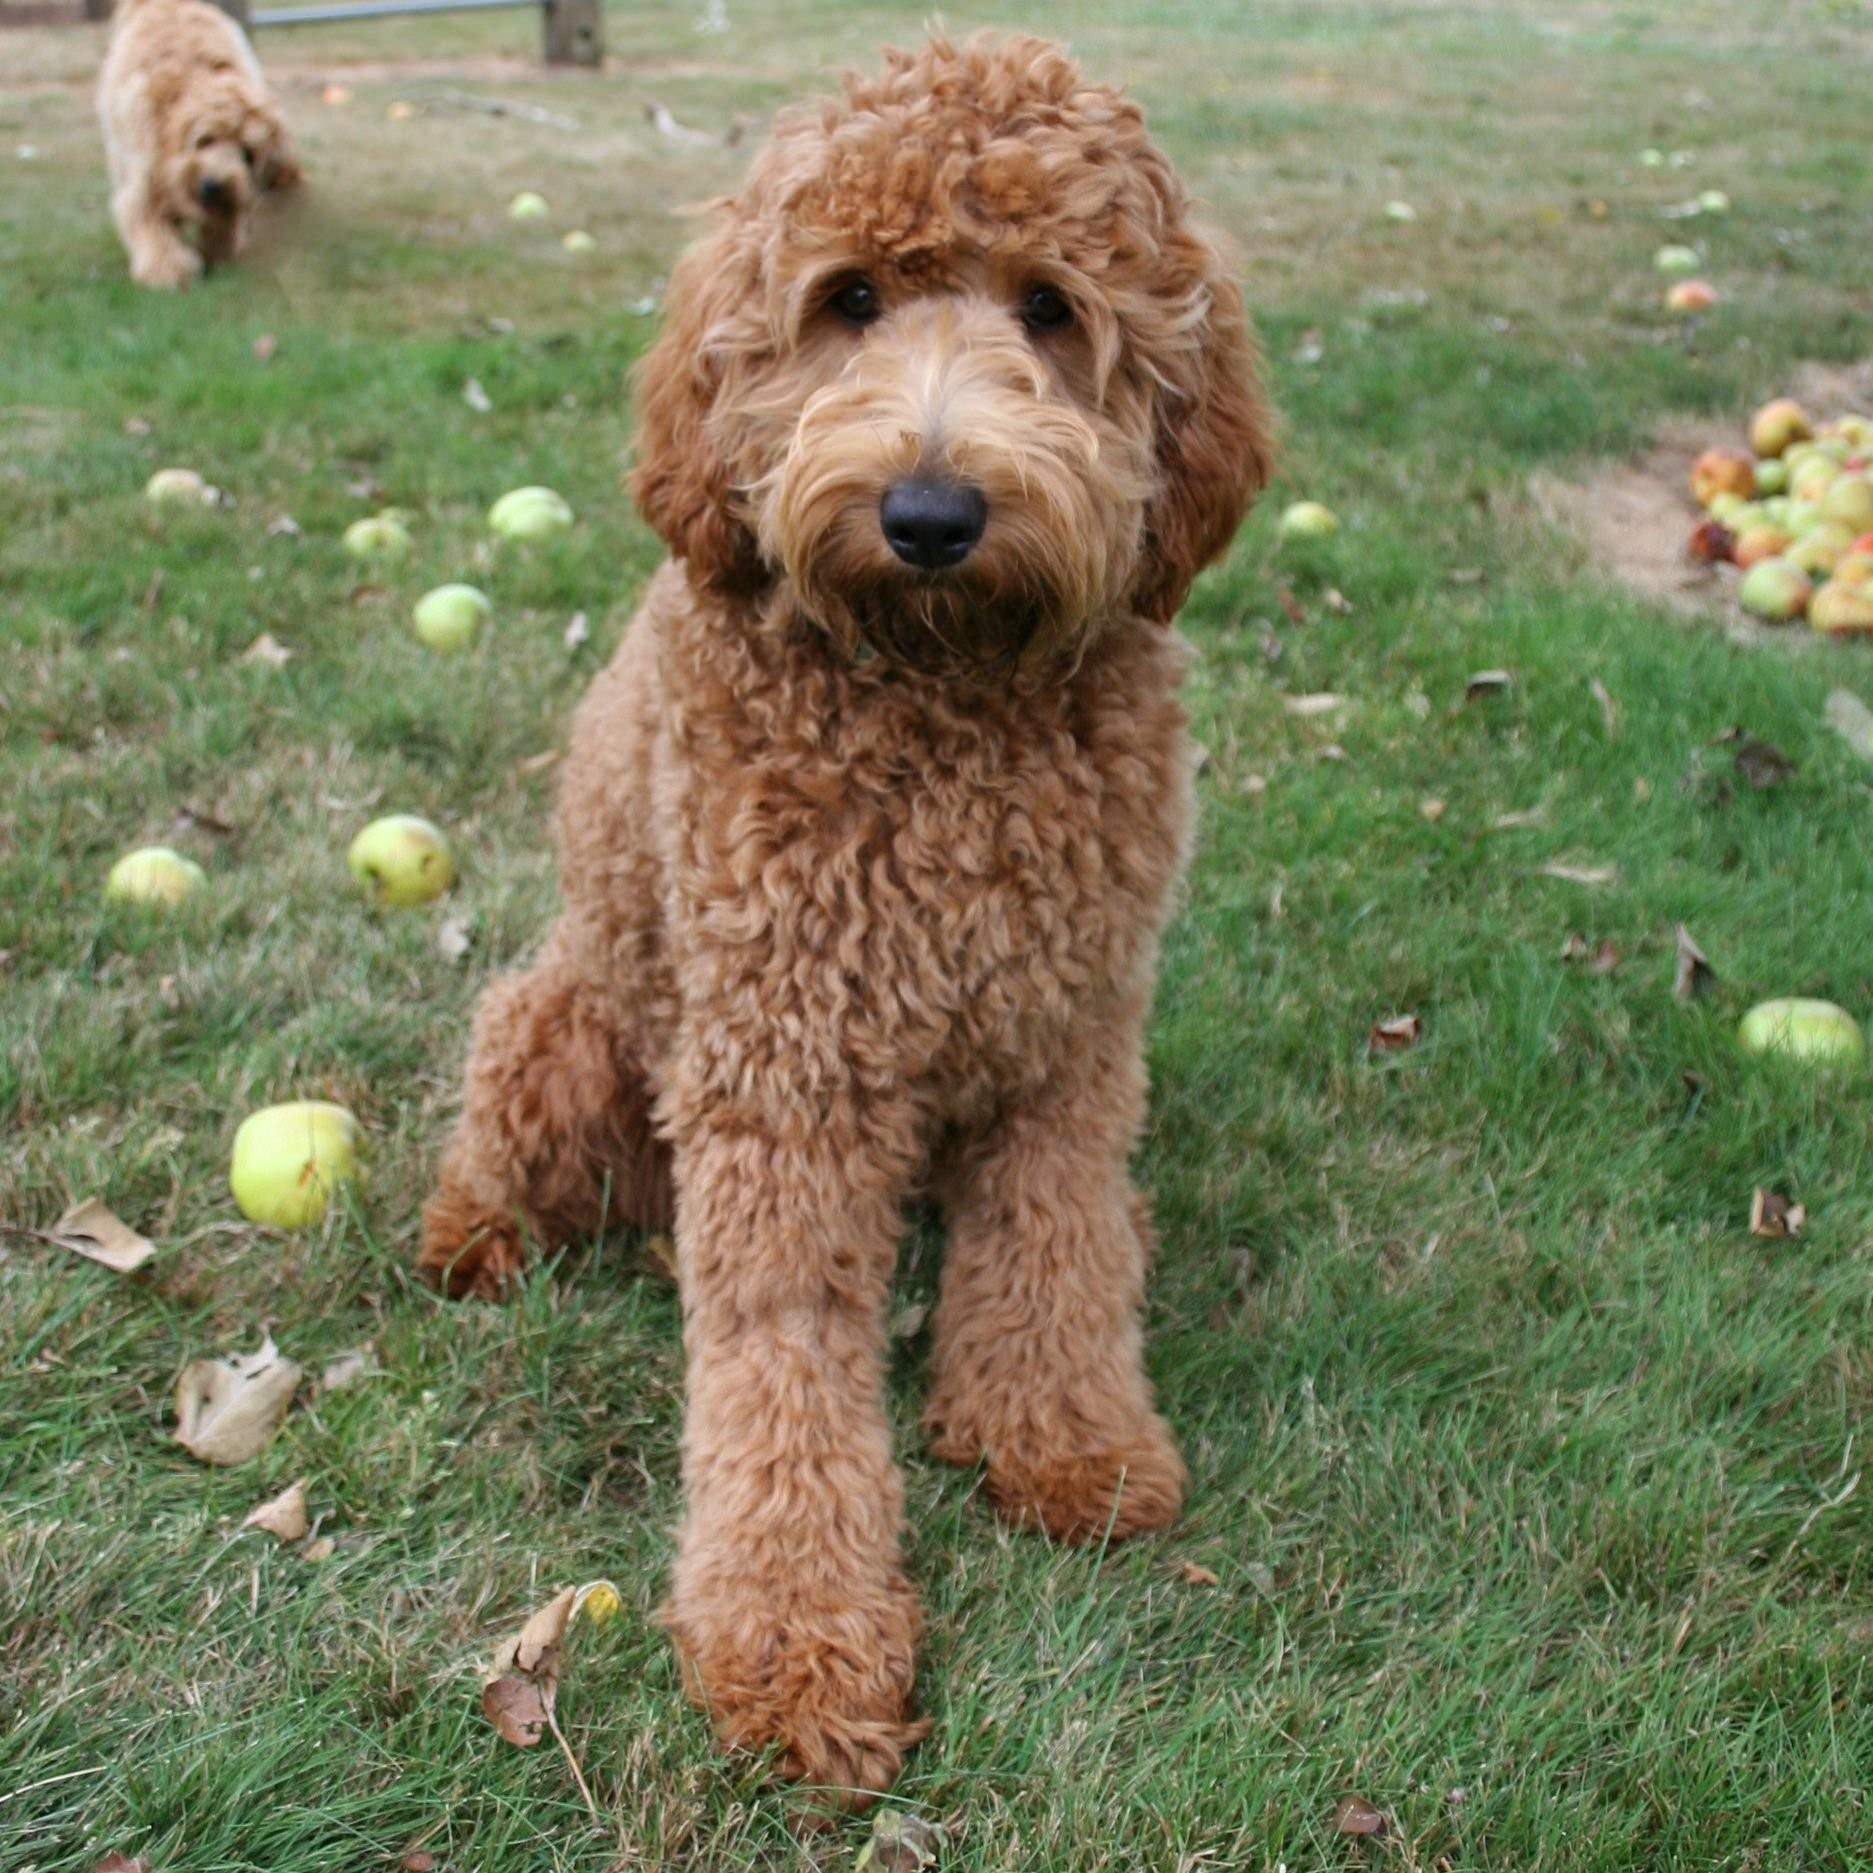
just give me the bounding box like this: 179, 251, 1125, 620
412, 583, 492, 653
229, 1101, 362, 1227
144, 467, 210, 506
1787, 525, 1855, 579
1748, 398, 1811, 459
106, 845, 205, 907
562, 229, 597, 253
1790, 457, 1840, 505
508, 191, 549, 220
1785, 499, 1823, 537
343, 514, 413, 561
1732, 525, 1792, 569
1820, 477, 1873, 533
1751, 457, 1789, 496
1811, 579, 1873, 636
1736, 557, 1811, 621
348, 814, 453, 906
1277, 500, 1339, 540
1697, 188, 1731, 214
1654, 244, 1699, 275
1640, 148, 1665, 168
1738, 999, 1864, 1066
488, 486, 574, 541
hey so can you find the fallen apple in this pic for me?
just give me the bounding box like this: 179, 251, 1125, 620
562, 229, 597, 253
1383, 199, 1416, 222
343, 513, 413, 561
106, 845, 205, 907
229, 1101, 362, 1227
1811, 580, 1873, 636
1787, 525, 1855, 579
1738, 999, 1864, 1067
1820, 476, 1873, 533
1832, 550, 1873, 589
1736, 557, 1812, 621
1707, 492, 1753, 527
1748, 398, 1812, 459
347, 814, 453, 906
1666, 279, 1717, 313
509, 190, 549, 220
1697, 188, 1731, 214
1277, 500, 1339, 540
1687, 518, 1736, 564
1785, 499, 1824, 537
1732, 525, 1793, 569
144, 467, 211, 506
488, 485, 574, 541
1641, 147, 1665, 168
412, 583, 492, 653
1752, 457, 1789, 496
1791, 457, 1841, 505
1689, 448, 1755, 507
1654, 243, 1700, 275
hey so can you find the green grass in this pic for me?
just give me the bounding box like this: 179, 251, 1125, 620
6, 1, 1873, 1866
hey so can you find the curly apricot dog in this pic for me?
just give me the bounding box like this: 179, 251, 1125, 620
98, 0, 299, 290
422, 32, 1271, 1800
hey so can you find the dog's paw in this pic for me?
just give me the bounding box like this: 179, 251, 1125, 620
131, 243, 202, 291
939, 1414, 1188, 1543
416, 1192, 532, 1300
665, 1576, 927, 1808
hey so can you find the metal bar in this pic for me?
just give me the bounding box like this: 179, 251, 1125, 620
251, 0, 535, 28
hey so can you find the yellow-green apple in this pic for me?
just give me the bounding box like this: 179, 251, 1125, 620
1732, 525, 1793, 569
1752, 457, 1789, 496
1277, 500, 1339, 540
1787, 525, 1856, 579
1820, 477, 1873, 533
1654, 244, 1699, 275
347, 814, 453, 906
1690, 448, 1755, 507
412, 584, 491, 653
1749, 398, 1812, 458
1738, 999, 1864, 1065
343, 514, 413, 560
1737, 558, 1811, 620
106, 845, 205, 907
1811, 580, 1873, 636
488, 486, 574, 541
144, 467, 210, 506
508, 191, 548, 219
229, 1101, 362, 1227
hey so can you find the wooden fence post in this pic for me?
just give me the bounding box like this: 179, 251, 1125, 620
542, 0, 601, 66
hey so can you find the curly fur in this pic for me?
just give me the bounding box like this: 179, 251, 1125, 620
420, 31, 1271, 1804
97, 0, 299, 289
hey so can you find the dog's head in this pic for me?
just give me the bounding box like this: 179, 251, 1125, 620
631, 33, 1273, 672
163, 77, 296, 226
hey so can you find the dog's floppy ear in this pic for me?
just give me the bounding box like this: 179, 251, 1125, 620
1129, 229, 1274, 624
244, 108, 301, 192
629, 217, 768, 596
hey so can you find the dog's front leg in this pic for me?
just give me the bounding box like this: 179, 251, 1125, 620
114, 186, 201, 291
663, 1096, 927, 1805
925, 1005, 1187, 1543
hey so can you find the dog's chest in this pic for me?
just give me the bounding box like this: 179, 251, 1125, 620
679, 640, 1189, 1097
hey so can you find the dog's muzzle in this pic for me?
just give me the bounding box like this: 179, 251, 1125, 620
198, 177, 236, 213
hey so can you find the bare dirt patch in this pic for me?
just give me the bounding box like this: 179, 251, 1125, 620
1535, 359, 1873, 652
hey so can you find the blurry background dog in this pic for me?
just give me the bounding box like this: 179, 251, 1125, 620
97, 0, 299, 289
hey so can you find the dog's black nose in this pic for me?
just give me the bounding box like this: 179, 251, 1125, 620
879, 479, 988, 571
198, 177, 234, 211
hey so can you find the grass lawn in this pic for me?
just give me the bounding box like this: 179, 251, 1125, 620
6, 0, 1873, 1866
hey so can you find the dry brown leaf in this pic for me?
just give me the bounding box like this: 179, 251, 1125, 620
1276, 586, 1306, 625
317, 1347, 374, 1394
243, 1479, 309, 1543
1177, 1560, 1220, 1587
1323, 587, 1353, 614
514, 748, 560, 777
1492, 808, 1546, 831
1464, 669, 1513, 702
1749, 1189, 1805, 1240
92, 1856, 151, 1873
436, 915, 474, 963
1419, 797, 1446, 823
641, 1233, 679, 1283
51, 1199, 155, 1274
1369, 1014, 1422, 1053
1825, 688, 1873, 763
399, 1854, 438, 1873
173, 1335, 301, 1467
1334, 1795, 1387, 1837
301, 1535, 336, 1563
240, 632, 293, 668
1590, 940, 1620, 976
855, 1811, 943, 1873
1284, 691, 1344, 718
1560, 931, 1590, 962
266, 514, 303, 539
1589, 677, 1619, 740
1539, 862, 1618, 887
1733, 738, 1794, 791
1673, 924, 1715, 1001
252, 333, 278, 363
481, 1580, 623, 1749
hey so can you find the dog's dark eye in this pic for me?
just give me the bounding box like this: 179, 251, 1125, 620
827, 277, 881, 327
1019, 287, 1073, 334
